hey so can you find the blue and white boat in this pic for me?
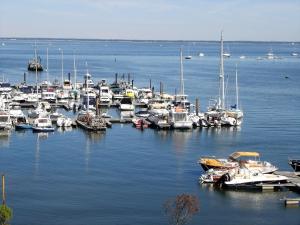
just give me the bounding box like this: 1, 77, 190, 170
32, 117, 54, 132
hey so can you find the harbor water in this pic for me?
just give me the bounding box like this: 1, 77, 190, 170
0, 39, 300, 225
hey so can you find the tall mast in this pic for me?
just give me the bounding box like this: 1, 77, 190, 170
46, 47, 49, 85
219, 31, 225, 109
235, 63, 239, 110
35, 47, 38, 95
60, 48, 64, 86
180, 48, 184, 95
73, 53, 77, 91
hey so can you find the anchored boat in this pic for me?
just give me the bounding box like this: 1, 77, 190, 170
199, 151, 278, 174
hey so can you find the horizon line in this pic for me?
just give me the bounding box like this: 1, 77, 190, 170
0, 36, 299, 43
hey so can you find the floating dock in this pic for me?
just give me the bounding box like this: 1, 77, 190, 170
254, 171, 300, 191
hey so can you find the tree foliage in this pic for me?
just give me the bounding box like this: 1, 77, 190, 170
0, 204, 13, 225
164, 193, 199, 225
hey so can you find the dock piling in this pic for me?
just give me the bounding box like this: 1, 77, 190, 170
2, 174, 5, 205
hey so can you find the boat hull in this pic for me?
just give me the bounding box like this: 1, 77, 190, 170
76, 119, 106, 131
15, 124, 32, 130
32, 127, 55, 132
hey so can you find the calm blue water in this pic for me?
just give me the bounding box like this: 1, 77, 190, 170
0, 38, 300, 225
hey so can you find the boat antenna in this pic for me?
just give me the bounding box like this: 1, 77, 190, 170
219, 31, 225, 109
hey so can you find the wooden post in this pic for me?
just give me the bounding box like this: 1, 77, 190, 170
115, 73, 118, 83
160, 82, 163, 96
195, 98, 199, 116
2, 174, 5, 205
149, 79, 152, 89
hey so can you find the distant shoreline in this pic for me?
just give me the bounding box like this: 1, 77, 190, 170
0, 37, 299, 43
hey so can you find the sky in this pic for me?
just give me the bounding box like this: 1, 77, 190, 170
0, 0, 300, 41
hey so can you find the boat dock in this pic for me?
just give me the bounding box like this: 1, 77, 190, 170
254, 171, 300, 192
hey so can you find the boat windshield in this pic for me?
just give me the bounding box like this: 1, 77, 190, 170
121, 98, 132, 104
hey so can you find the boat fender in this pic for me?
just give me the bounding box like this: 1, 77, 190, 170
224, 173, 230, 181
233, 119, 236, 125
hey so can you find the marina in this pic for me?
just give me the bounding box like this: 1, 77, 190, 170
0, 38, 300, 225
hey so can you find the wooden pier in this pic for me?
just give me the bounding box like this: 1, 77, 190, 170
274, 171, 300, 188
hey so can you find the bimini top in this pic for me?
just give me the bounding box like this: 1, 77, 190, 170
229, 151, 260, 160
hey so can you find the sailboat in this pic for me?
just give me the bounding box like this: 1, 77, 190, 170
205, 32, 243, 127
169, 48, 193, 129
226, 64, 244, 124
28, 44, 43, 71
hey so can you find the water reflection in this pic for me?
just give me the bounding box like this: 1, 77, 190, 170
200, 126, 241, 137
200, 184, 286, 210
34, 132, 49, 176
82, 130, 105, 172
0, 130, 11, 148
215, 189, 285, 210
56, 127, 73, 133
171, 130, 194, 154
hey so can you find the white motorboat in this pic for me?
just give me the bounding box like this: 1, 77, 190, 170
0, 82, 12, 93
8, 105, 25, 122
0, 111, 12, 130
148, 100, 169, 116
266, 49, 275, 59
291, 52, 298, 57
57, 117, 73, 127
119, 97, 134, 111
169, 106, 193, 129
223, 52, 231, 58
32, 117, 54, 132
220, 169, 288, 189
41, 91, 56, 103
28, 102, 50, 118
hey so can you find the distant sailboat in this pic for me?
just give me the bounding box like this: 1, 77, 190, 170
28, 44, 43, 71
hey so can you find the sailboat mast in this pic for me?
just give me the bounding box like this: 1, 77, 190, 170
235, 63, 239, 110
73, 54, 77, 91
46, 47, 49, 85
180, 48, 184, 95
35, 47, 38, 95
219, 31, 225, 109
60, 49, 64, 86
